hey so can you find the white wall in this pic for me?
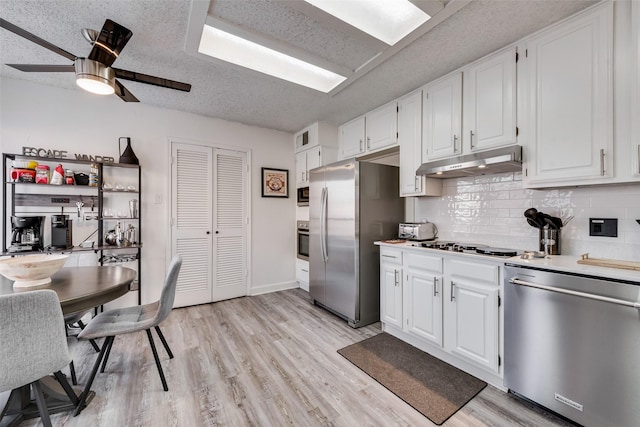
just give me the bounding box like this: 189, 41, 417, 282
0, 77, 297, 303
413, 171, 640, 260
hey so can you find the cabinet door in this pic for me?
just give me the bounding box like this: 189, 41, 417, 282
405, 252, 443, 345
449, 279, 499, 373
632, 0, 640, 178
366, 102, 398, 152
463, 47, 517, 152
381, 262, 403, 328
523, 2, 613, 185
295, 151, 307, 187
423, 72, 462, 160
306, 146, 322, 176
339, 116, 366, 159
399, 90, 425, 196
446, 259, 500, 373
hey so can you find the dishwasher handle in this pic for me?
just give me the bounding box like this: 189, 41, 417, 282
509, 278, 640, 309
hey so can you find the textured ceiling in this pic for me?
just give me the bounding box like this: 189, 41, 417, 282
0, 0, 598, 133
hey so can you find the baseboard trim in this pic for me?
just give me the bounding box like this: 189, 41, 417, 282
250, 280, 298, 296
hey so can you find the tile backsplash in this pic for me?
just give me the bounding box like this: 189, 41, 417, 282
413, 172, 640, 260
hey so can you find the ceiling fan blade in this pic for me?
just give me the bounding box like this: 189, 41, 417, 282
0, 18, 77, 61
113, 68, 191, 92
6, 64, 75, 72
88, 19, 132, 67
114, 80, 139, 102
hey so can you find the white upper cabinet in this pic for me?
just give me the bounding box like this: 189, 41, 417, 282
296, 146, 325, 187
521, 1, 613, 187
338, 116, 366, 159
294, 122, 337, 187
609, 0, 640, 182
398, 90, 442, 197
423, 72, 462, 161
294, 121, 337, 154
365, 101, 398, 152
338, 101, 398, 160
630, 0, 640, 178
463, 47, 517, 152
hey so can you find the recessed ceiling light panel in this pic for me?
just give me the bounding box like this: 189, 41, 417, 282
198, 24, 347, 93
305, 0, 430, 45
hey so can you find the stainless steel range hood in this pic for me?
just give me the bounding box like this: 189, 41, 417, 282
416, 145, 522, 178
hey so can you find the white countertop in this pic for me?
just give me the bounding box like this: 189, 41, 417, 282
504, 255, 640, 283
375, 241, 640, 283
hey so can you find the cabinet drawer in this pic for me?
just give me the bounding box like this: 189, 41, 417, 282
380, 247, 402, 264
296, 259, 309, 283
406, 252, 443, 274
449, 259, 499, 285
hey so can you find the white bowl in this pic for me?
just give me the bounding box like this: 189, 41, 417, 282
0, 254, 69, 288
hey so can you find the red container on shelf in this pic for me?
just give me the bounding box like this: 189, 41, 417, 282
35, 165, 50, 184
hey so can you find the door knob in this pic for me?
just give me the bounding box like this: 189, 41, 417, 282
206, 231, 211, 234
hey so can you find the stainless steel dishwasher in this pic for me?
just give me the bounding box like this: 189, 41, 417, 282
504, 264, 640, 427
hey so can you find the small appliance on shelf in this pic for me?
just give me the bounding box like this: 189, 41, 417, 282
9, 216, 45, 253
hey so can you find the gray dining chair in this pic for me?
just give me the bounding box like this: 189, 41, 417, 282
74, 255, 182, 415
64, 309, 101, 385
0, 290, 80, 427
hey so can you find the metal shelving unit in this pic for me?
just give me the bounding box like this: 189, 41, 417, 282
2, 153, 142, 305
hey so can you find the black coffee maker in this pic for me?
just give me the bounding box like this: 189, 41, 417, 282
51, 214, 73, 249
9, 216, 45, 252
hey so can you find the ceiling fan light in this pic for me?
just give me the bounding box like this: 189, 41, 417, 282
75, 58, 115, 95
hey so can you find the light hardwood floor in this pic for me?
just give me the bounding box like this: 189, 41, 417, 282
15, 289, 573, 426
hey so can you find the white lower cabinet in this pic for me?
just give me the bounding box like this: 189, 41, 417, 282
404, 252, 443, 346
296, 258, 309, 292
379, 244, 503, 386
446, 259, 500, 373
380, 247, 403, 328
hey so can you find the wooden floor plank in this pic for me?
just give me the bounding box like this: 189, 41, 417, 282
7, 288, 572, 426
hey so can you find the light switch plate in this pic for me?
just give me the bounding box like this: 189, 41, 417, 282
589, 218, 617, 237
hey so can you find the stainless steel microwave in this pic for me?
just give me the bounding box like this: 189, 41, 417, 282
297, 187, 309, 206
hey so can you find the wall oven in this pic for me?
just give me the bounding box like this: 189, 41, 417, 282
296, 220, 309, 261
297, 187, 309, 206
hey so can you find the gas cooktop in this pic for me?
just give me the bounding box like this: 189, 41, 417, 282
408, 240, 520, 257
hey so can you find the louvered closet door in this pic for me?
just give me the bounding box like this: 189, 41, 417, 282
171, 143, 213, 307
212, 149, 247, 301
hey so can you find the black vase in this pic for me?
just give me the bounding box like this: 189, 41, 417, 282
118, 137, 139, 165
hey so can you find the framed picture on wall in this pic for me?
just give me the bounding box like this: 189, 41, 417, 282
261, 167, 289, 198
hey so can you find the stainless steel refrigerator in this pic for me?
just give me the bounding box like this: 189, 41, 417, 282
309, 159, 404, 328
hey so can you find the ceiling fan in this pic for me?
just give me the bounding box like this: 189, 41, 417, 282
0, 18, 191, 102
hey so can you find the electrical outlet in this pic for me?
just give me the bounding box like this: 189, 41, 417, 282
589, 218, 617, 237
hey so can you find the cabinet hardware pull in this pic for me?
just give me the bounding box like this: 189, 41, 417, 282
367, 136, 371, 150
600, 148, 605, 176
433, 277, 438, 296
415, 175, 420, 192
510, 278, 640, 309
301, 268, 308, 272
359, 138, 363, 152
470, 130, 475, 148
394, 269, 399, 287
450, 281, 455, 301
382, 254, 397, 259
453, 134, 458, 152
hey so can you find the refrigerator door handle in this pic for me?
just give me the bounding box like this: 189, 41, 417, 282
320, 187, 328, 263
